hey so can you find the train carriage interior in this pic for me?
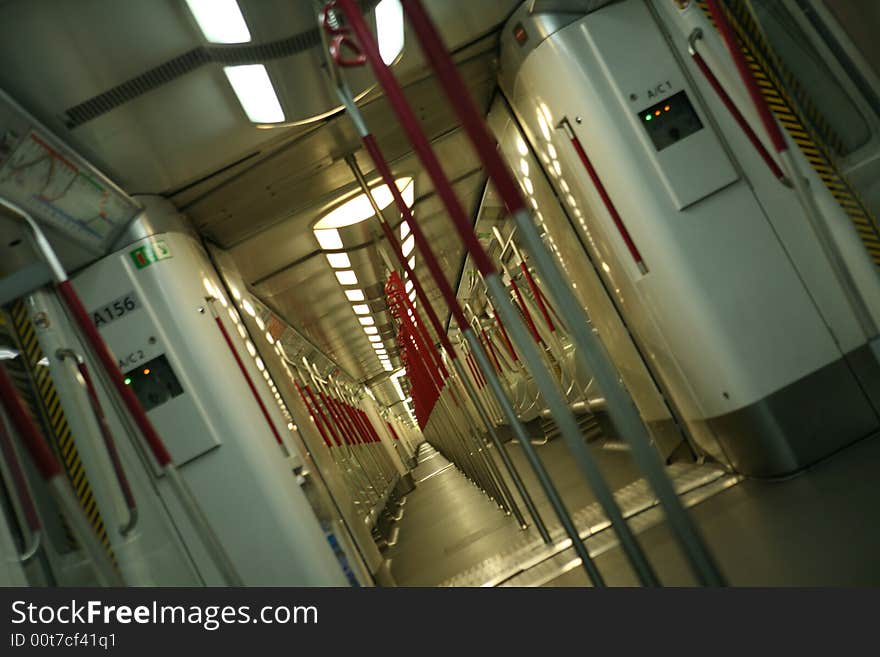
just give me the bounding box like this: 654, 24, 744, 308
0, 0, 879, 588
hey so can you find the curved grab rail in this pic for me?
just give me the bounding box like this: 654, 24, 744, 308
56, 348, 138, 537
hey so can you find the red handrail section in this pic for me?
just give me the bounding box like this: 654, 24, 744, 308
212, 314, 284, 446
689, 37, 785, 181
558, 119, 648, 274
520, 262, 556, 333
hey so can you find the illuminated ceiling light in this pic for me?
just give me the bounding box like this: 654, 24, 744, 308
516, 136, 528, 156
375, 348, 387, 355
359, 316, 375, 326
345, 289, 365, 302
368, 335, 382, 343
560, 179, 570, 193
255, 357, 265, 371
185, 0, 251, 43
402, 234, 415, 257
336, 270, 358, 285
547, 143, 557, 159
230, 286, 241, 301
224, 65, 284, 123
265, 332, 275, 344
523, 177, 534, 195
373, 343, 386, 350
255, 315, 265, 331
314, 228, 343, 250
237, 324, 247, 339
537, 112, 551, 141
242, 299, 256, 317
409, 291, 416, 303
352, 304, 370, 315
313, 177, 414, 229
407, 256, 415, 271
404, 280, 413, 293
553, 161, 562, 176
246, 340, 256, 357
520, 159, 529, 176
376, 0, 405, 65
326, 252, 351, 269
530, 197, 539, 210
383, 362, 394, 371
228, 308, 240, 324
364, 326, 378, 335
400, 220, 411, 240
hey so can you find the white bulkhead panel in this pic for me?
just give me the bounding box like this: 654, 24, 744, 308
73, 231, 348, 585
510, 0, 843, 418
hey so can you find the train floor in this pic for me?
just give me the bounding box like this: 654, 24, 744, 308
384, 431, 880, 586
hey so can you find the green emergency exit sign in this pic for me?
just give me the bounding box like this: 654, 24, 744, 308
129, 239, 172, 269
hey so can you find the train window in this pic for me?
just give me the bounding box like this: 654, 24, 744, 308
750, 0, 870, 156
123, 354, 184, 412
637, 91, 703, 151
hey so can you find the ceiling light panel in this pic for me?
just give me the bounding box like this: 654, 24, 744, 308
224, 65, 284, 123
326, 252, 351, 269
186, 0, 251, 43
376, 0, 405, 65
335, 270, 358, 285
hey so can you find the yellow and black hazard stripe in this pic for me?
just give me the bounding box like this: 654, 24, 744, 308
696, 0, 880, 267
7, 299, 114, 561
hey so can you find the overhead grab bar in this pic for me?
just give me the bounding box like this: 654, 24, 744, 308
55, 347, 138, 537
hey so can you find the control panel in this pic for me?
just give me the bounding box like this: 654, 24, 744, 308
638, 90, 704, 152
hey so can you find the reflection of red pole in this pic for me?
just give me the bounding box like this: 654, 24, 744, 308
293, 380, 333, 448
509, 276, 542, 344
491, 301, 518, 362
305, 385, 342, 447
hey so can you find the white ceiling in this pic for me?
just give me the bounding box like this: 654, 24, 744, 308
0, 0, 522, 385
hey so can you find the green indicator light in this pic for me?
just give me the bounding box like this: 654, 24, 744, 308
645, 115, 652, 121
124, 377, 132, 385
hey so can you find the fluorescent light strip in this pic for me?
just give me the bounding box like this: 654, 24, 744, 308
359, 316, 375, 326
368, 335, 382, 343
376, 0, 405, 65
224, 65, 284, 123
364, 326, 378, 335
326, 252, 351, 269
315, 228, 343, 250
336, 270, 358, 285
186, 0, 251, 43
345, 289, 365, 302
352, 304, 370, 315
